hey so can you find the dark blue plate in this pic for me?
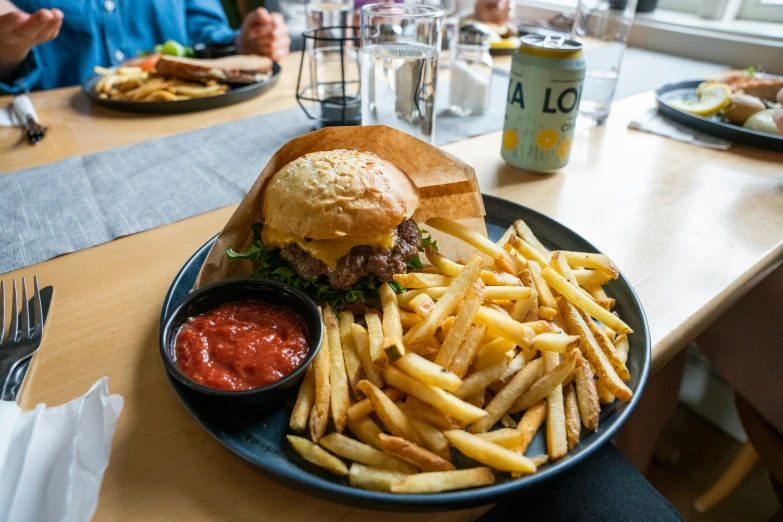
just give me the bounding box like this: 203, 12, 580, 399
82, 62, 281, 114
160, 194, 651, 510
656, 79, 783, 152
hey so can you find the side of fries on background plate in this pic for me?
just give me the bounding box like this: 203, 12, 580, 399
93, 66, 230, 102
287, 217, 634, 494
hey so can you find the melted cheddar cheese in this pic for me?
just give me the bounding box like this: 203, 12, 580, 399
261, 225, 398, 269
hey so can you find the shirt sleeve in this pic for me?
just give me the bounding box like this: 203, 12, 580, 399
185, 0, 240, 45
0, 47, 43, 95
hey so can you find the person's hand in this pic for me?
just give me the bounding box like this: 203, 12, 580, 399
238, 8, 291, 62
0, 8, 63, 66
473, 0, 513, 26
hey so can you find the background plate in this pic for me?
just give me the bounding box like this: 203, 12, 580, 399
159, 194, 651, 510
656, 79, 783, 152
82, 62, 281, 114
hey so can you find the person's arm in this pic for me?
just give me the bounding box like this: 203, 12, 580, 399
184, 0, 239, 45
0, 1, 62, 92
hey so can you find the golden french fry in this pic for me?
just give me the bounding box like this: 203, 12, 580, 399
339, 310, 366, 399
474, 306, 535, 349
346, 416, 384, 450
351, 323, 384, 388
577, 309, 630, 381
357, 380, 423, 446
508, 235, 551, 269
378, 434, 455, 472
393, 273, 454, 288
408, 293, 436, 318
484, 286, 532, 301
425, 246, 520, 286
172, 84, 225, 97
487, 353, 526, 394
366, 312, 389, 373
596, 381, 616, 403
563, 382, 581, 450
426, 218, 517, 273
409, 418, 451, 460
470, 358, 546, 433
586, 284, 615, 310
543, 351, 568, 461
380, 282, 405, 361
465, 392, 484, 408
400, 310, 422, 329
382, 367, 487, 424
523, 320, 554, 335
449, 324, 487, 378
528, 261, 558, 311
515, 400, 547, 454
406, 336, 441, 356
320, 433, 418, 474
476, 429, 524, 448
573, 269, 612, 287
400, 397, 461, 430
614, 334, 630, 366
435, 281, 484, 368
404, 255, 483, 346
538, 306, 558, 321
513, 220, 549, 256
510, 352, 577, 414
309, 328, 331, 442
349, 463, 409, 492
496, 225, 516, 247
544, 268, 632, 334
533, 332, 580, 354
559, 301, 632, 400
470, 348, 509, 372
287, 435, 347, 476
444, 430, 537, 473
391, 468, 495, 494
324, 307, 350, 433
289, 364, 315, 432
455, 360, 508, 399
347, 388, 406, 421
573, 351, 600, 430
560, 251, 619, 279
396, 352, 462, 392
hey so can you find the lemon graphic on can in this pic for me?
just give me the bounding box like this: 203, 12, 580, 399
535, 129, 559, 151
503, 129, 518, 150
556, 137, 572, 160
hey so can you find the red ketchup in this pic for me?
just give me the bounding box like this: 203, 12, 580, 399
175, 301, 309, 391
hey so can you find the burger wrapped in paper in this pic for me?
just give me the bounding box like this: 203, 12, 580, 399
195, 126, 486, 310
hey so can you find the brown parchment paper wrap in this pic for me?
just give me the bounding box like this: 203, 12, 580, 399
195, 125, 487, 289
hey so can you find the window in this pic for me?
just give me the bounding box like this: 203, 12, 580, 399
657, 0, 701, 14
737, 0, 783, 22
655, 0, 783, 22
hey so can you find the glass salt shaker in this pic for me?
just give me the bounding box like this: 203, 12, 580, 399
449, 22, 493, 117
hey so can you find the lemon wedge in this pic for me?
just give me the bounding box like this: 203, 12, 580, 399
670, 83, 731, 117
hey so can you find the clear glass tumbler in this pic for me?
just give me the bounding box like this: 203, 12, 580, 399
305, 0, 354, 29
570, 0, 638, 124
360, 3, 443, 143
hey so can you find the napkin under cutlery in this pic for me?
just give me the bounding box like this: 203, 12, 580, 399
0, 378, 123, 522
628, 107, 731, 150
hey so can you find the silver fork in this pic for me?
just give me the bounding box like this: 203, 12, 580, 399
0, 277, 43, 401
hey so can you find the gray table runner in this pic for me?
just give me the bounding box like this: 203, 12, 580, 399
0, 70, 510, 274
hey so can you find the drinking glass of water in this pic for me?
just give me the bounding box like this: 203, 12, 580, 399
306, 0, 354, 29
360, 3, 443, 143
570, 0, 638, 125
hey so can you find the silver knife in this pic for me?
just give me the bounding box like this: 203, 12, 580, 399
4, 286, 53, 402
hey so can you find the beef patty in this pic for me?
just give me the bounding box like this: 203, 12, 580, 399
279, 220, 421, 290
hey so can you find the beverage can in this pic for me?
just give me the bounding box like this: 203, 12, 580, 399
501, 35, 586, 172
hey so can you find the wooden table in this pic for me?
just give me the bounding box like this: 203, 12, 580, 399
2, 51, 782, 521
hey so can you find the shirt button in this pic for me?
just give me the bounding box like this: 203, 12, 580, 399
104, 0, 115, 11
114, 50, 125, 61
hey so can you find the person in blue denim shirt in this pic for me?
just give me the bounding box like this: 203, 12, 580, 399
0, 0, 291, 94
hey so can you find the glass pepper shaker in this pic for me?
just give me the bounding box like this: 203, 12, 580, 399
449, 22, 493, 117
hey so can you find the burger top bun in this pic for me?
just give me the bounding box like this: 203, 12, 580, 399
262, 149, 420, 240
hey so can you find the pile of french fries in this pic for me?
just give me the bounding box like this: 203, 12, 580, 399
93, 66, 229, 101
287, 217, 634, 494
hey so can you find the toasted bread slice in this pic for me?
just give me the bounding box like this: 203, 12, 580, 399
154, 55, 273, 84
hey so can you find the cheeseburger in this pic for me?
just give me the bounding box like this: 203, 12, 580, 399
230, 149, 426, 306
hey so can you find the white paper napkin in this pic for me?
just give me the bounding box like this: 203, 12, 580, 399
0, 95, 38, 127
628, 107, 732, 150
0, 378, 123, 522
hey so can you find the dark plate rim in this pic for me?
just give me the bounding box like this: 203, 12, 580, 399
655, 79, 783, 150
82, 61, 281, 113
159, 194, 651, 509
